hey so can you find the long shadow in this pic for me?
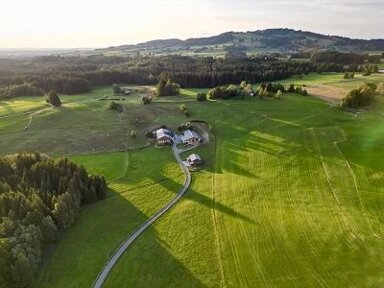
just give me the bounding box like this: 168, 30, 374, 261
38, 187, 205, 288
158, 175, 254, 224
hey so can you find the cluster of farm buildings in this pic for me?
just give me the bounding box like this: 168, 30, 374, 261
154, 127, 203, 168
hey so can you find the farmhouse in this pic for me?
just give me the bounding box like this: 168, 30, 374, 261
186, 154, 202, 167
181, 129, 201, 145
156, 128, 173, 145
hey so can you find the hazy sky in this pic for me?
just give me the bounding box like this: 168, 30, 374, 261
1, 0, 383, 48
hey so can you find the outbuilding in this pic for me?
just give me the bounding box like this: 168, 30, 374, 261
186, 154, 202, 166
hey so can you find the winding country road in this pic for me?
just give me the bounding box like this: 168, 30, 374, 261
92, 144, 192, 288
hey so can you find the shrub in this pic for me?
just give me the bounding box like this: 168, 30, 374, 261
179, 104, 187, 111
340, 83, 377, 108
145, 130, 154, 138
156, 79, 180, 96
197, 93, 207, 101
275, 90, 283, 99
376, 83, 384, 96
107, 101, 123, 112
112, 83, 121, 95
141, 96, 152, 105
178, 122, 192, 131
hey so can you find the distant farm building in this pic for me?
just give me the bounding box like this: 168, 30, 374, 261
379, 69, 384, 74
120, 87, 133, 95
186, 154, 202, 167
156, 128, 173, 145
181, 129, 201, 145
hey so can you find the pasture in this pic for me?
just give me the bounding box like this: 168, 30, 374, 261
277, 73, 384, 104
1, 80, 384, 287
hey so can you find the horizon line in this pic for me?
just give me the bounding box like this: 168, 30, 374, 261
0, 27, 383, 50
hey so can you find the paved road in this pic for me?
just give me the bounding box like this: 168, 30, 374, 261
92, 144, 192, 288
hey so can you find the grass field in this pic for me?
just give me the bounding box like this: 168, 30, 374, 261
2, 82, 384, 287
276, 73, 384, 104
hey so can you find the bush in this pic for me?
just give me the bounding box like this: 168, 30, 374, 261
157, 79, 180, 96
112, 83, 121, 95
340, 83, 377, 108
208, 84, 240, 99
197, 93, 207, 101
178, 122, 192, 131
376, 83, 384, 96
179, 104, 187, 111
145, 130, 154, 138
343, 72, 355, 79
141, 96, 152, 105
184, 110, 191, 117
107, 101, 123, 112
275, 90, 283, 99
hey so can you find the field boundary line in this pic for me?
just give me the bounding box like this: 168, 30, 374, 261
309, 127, 353, 233
334, 128, 383, 240
210, 130, 227, 288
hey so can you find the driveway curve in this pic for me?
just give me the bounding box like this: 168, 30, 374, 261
92, 144, 192, 288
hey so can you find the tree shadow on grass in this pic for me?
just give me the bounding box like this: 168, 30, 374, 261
158, 175, 254, 224
38, 188, 205, 288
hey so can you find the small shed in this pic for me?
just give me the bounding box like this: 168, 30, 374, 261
181, 130, 201, 145
156, 128, 173, 145
186, 154, 202, 166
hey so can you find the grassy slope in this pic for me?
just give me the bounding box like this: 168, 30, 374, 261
3, 82, 384, 287
102, 94, 384, 287
37, 149, 184, 287
104, 145, 223, 287
183, 95, 384, 286
275, 72, 384, 91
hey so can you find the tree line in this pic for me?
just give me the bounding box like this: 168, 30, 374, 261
0, 152, 107, 288
1, 53, 381, 100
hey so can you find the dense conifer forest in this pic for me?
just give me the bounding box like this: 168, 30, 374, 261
0, 153, 107, 288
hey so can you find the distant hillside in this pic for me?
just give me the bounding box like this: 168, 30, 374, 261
98, 28, 384, 57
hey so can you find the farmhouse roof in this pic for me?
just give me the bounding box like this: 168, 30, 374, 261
187, 154, 201, 162
181, 129, 200, 142
156, 128, 172, 139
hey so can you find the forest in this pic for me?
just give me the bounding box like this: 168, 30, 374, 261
0, 52, 368, 99
0, 153, 107, 288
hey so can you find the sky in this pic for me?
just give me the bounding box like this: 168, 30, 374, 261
0, 0, 383, 48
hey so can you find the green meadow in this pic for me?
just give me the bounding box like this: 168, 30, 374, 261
1, 76, 384, 286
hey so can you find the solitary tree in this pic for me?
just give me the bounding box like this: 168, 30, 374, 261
112, 84, 121, 95
46, 90, 61, 107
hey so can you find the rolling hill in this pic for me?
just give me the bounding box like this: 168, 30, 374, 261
98, 28, 384, 57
